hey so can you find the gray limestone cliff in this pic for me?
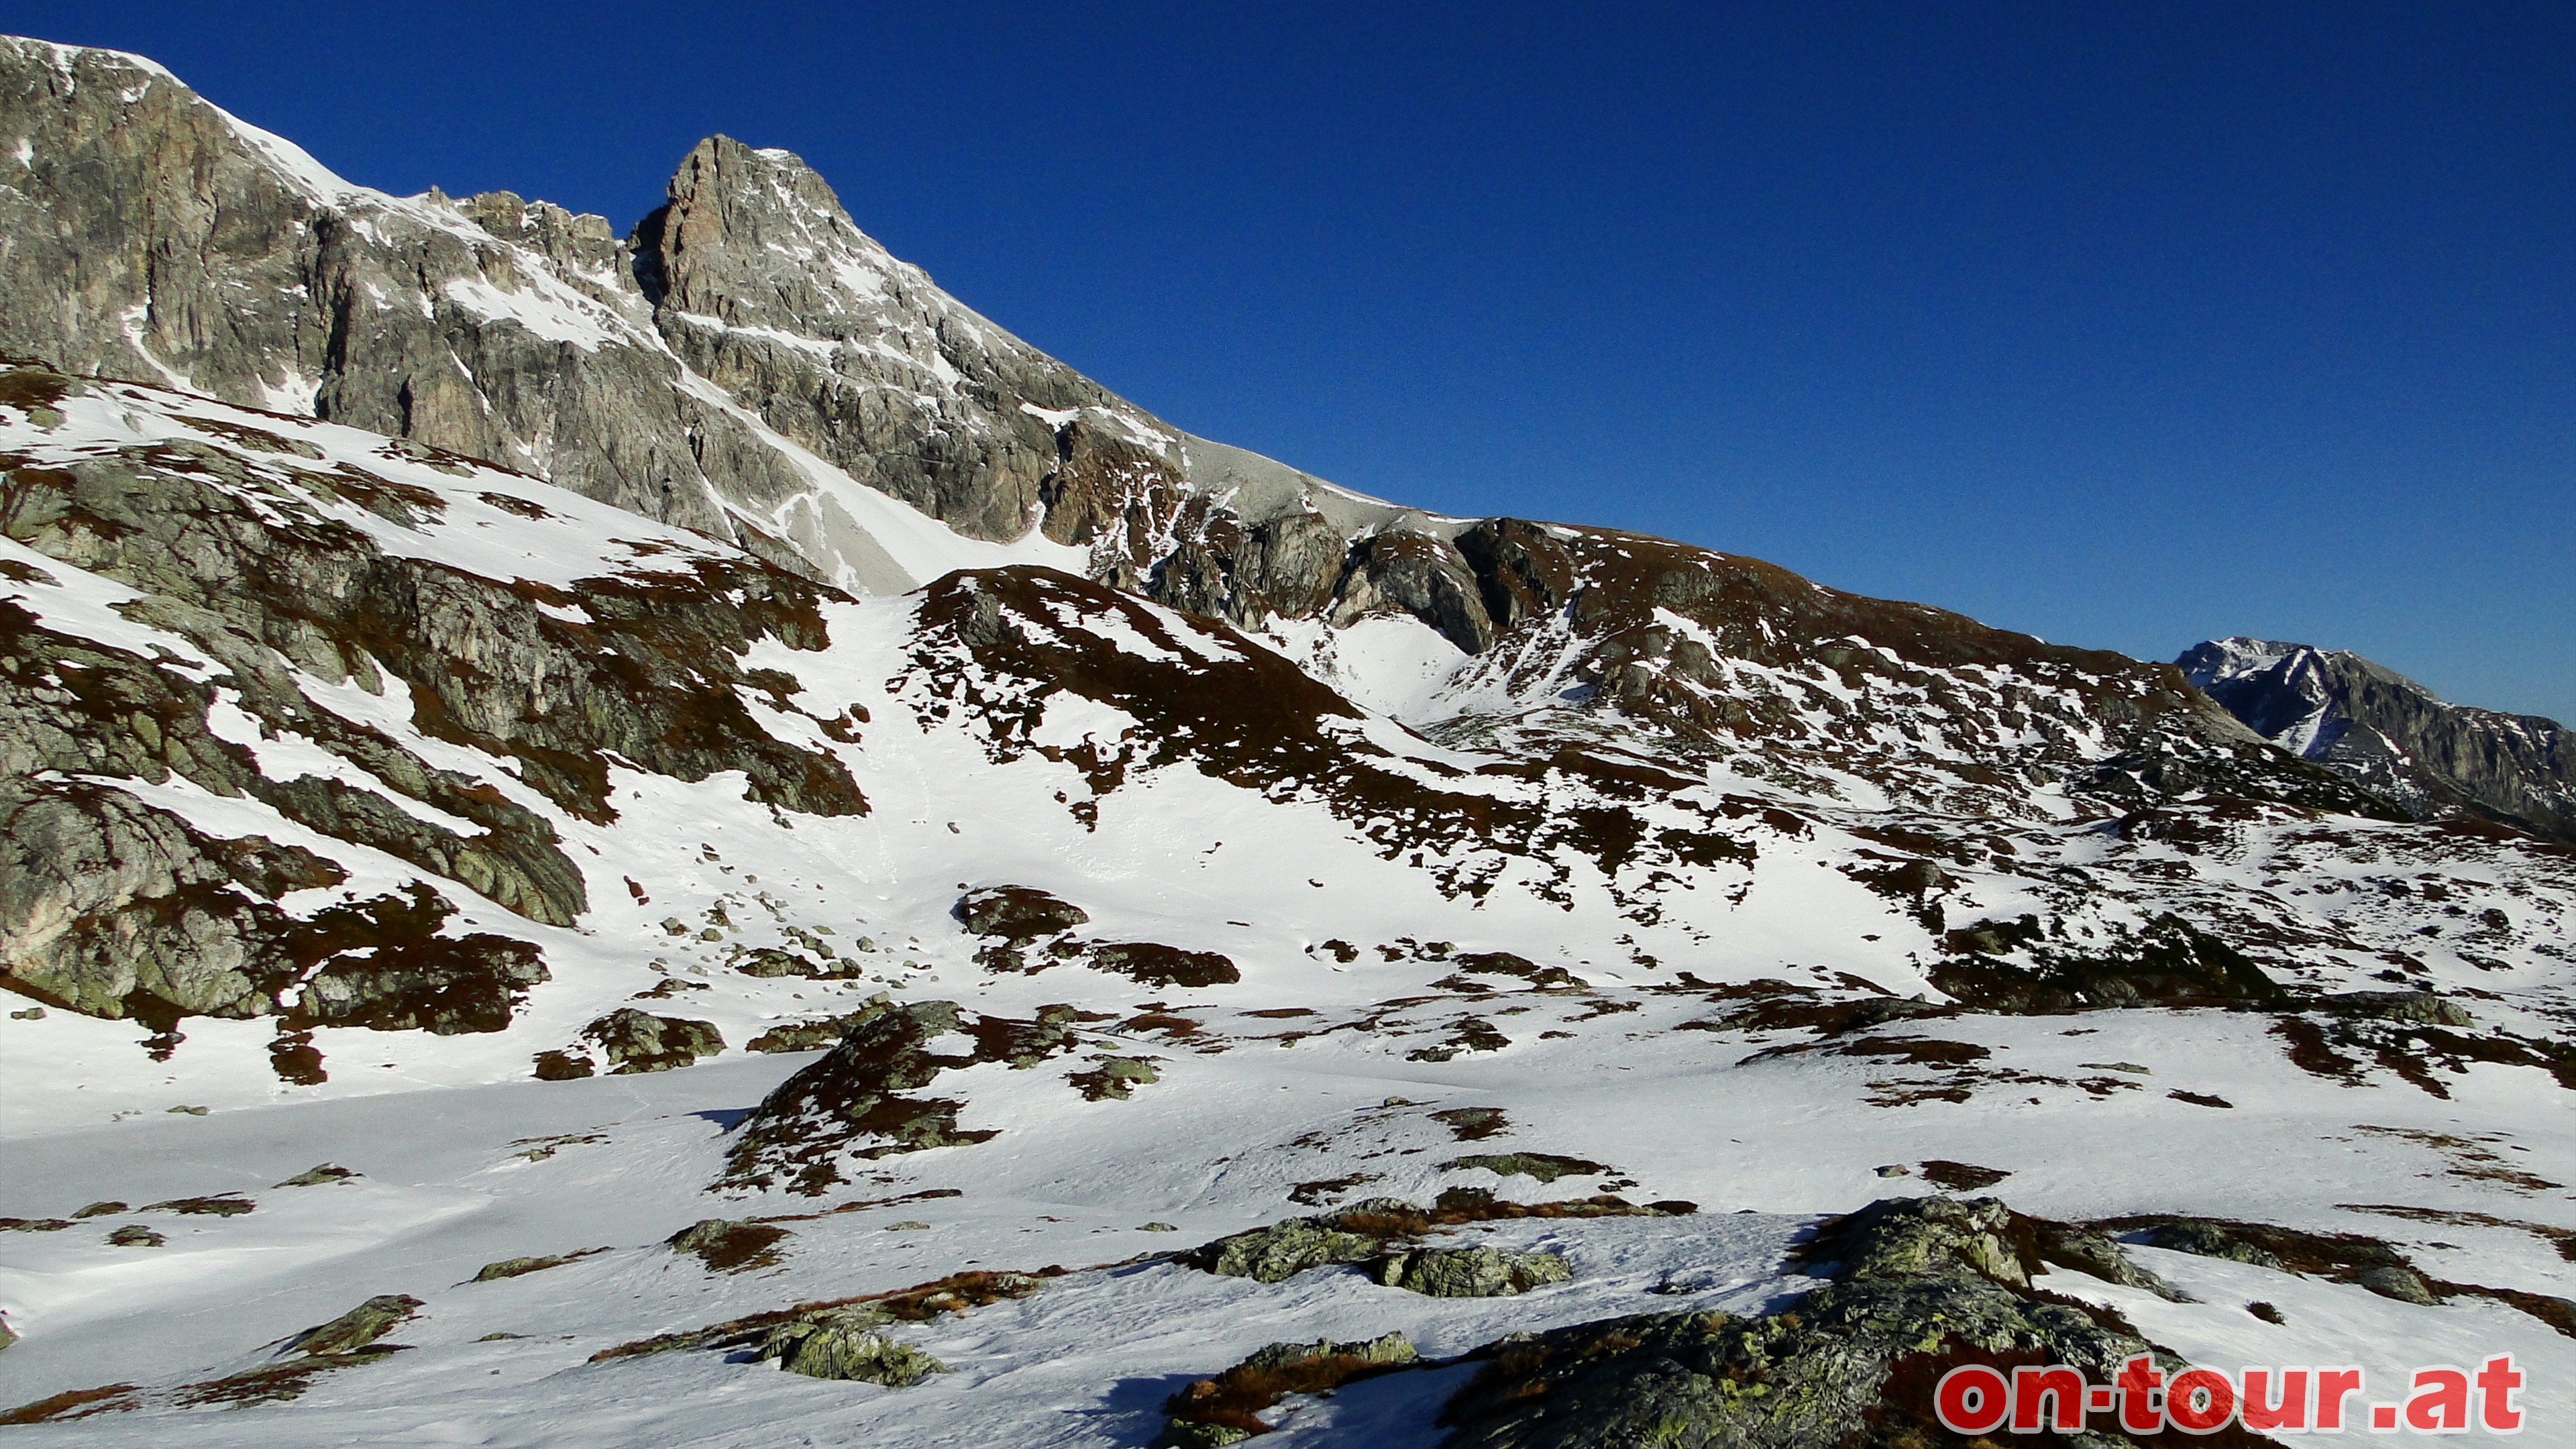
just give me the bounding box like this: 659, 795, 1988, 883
2181, 637, 2576, 844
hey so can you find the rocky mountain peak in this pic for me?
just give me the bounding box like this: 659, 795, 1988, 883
641, 136, 912, 333
2180, 635, 2576, 843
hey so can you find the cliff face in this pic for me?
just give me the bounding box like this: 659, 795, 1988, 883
2181, 637, 2576, 844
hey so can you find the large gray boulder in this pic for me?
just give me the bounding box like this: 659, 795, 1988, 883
1375, 1245, 1570, 1298
756, 1311, 946, 1386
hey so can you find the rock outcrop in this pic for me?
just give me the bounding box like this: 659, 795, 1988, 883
720, 1000, 1094, 1193
1436, 1196, 2187, 1448
755, 1313, 947, 1385
1162, 1333, 1419, 1448
278, 1295, 421, 1356
0, 362, 864, 1036
1374, 1245, 1570, 1297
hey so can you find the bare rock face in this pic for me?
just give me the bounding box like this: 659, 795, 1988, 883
639, 137, 1109, 544
2182, 637, 2576, 843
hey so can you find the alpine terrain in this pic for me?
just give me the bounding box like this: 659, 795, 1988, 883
1, 36, 2571, 1448
2182, 637, 2576, 847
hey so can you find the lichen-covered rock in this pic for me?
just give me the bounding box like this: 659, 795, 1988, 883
281, 1295, 423, 1356
2100, 1212, 2452, 1305
1436, 1196, 2182, 1449
273, 1165, 358, 1188
729, 947, 848, 979
1086, 942, 1239, 988
472, 1247, 606, 1282
1070, 1056, 1160, 1101
581, 1010, 724, 1073
667, 1219, 790, 1273
746, 998, 892, 1054
289, 889, 551, 1035
2026, 1221, 2190, 1302
532, 1049, 594, 1081
756, 1312, 947, 1385
1375, 1245, 1570, 1298
1181, 1200, 1419, 1283
1440, 1152, 1606, 1185
955, 886, 1088, 943
2354, 1265, 2441, 1305
1929, 912, 2284, 1014
720, 1001, 998, 1194
2321, 989, 2477, 1028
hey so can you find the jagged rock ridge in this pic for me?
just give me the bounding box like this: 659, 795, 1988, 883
2182, 637, 2576, 844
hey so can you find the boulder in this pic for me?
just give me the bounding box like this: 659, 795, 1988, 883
1437, 1196, 2182, 1448
1071, 1056, 1160, 1101
757, 1312, 946, 1385
581, 1010, 724, 1073
667, 1219, 790, 1273
955, 886, 1087, 943
1440, 1152, 1606, 1184
282, 1294, 423, 1356
1374, 1244, 1570, 1297
1087, 942, 1238, 988
1181, 1199, 1418, 1283
2321, 990, 2476, 1028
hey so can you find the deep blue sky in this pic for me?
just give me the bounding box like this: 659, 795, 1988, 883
19, 2, 2575, 720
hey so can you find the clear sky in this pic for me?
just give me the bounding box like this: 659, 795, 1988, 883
18, 2, 2575, 722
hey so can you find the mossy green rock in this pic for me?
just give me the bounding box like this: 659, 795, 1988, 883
1376, 1245, 1570, 1298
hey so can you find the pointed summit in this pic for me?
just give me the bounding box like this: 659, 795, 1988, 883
641, 135, 912, 333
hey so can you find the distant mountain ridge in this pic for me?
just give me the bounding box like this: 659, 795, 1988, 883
2179, 636, 2576, 843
